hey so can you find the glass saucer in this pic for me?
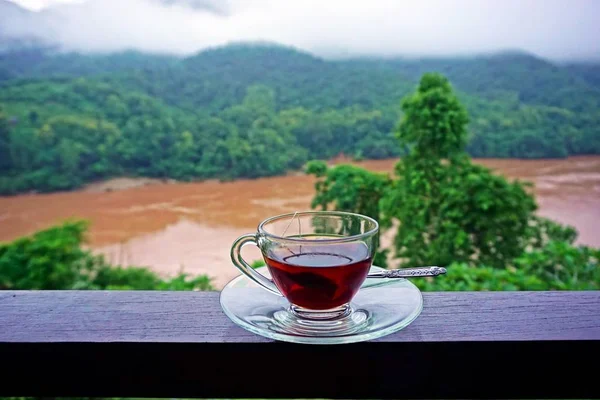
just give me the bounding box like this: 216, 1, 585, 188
219, 266, 423, 344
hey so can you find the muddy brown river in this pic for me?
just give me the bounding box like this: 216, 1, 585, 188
1, 156, 598, 288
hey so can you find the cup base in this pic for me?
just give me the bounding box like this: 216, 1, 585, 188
289, 303, 352, 320
273, 303, 369, 337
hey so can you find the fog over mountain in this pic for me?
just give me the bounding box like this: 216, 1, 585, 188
2, 0, 600, 60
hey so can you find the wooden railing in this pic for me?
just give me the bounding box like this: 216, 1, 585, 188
1, 290, 599, 399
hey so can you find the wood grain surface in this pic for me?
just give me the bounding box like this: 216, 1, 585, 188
1, 290, 599, 398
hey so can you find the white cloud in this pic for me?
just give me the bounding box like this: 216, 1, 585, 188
7, 0, 600, 60
12, 0, 82, 11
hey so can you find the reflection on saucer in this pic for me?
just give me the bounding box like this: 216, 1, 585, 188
220, 266, 423, 344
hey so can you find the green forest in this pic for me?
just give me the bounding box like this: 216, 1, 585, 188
1, 44, 600, 194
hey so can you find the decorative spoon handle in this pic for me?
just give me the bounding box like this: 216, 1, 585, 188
367, 266, 446, 278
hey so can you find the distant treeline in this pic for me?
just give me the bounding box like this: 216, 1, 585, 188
1, 44, 599, 194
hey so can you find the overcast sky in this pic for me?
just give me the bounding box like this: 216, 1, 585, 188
8, 0, 600, 60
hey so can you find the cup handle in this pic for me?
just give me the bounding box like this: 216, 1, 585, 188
230, 233, 282, 296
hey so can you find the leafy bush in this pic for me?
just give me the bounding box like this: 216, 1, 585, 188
0, 220, 213, 291
414, 263, 547, 292
514, 241, 599, 290
528, 216, 578, 248
414, 241, 598, 292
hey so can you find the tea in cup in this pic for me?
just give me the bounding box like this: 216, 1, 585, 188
230, 211, 378, 320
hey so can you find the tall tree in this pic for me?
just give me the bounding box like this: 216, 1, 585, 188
381, 74, 537, 268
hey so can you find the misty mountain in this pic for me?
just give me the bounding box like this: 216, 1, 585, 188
0, 48, 179, 81
1, 42, 599, 194
120, 44, 600, 113
565, 63, 600, 90
4, 42, 597, 111
113, 44, 414, 111
2, 42, 600, 114
352, 51, 600, 110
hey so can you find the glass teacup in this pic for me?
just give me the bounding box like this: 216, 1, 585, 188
230, 211, 378, 320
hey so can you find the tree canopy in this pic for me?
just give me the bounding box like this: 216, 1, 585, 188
382, 74, 538, 268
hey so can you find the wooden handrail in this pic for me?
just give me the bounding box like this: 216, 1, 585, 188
1, 290, 599, 399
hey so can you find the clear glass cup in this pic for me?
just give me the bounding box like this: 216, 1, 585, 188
230, 211, 379, 321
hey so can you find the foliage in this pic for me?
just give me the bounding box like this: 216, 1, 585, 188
0, 80, 309, 193
306, 160, 391, 267
381, 74, 537, 268
0, 220, 213, 291
0, 220, 95, 290
396, 73, 470, 159
528, 216, 578, 248
415, 242, 599, 291
513, 241, 599, 290
1, 44, 600, 194
90, 265, 212, 291
413, 263, 547, 291
307, 161, 391, 221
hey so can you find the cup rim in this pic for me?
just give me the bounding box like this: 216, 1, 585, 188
257, 210, 379, 244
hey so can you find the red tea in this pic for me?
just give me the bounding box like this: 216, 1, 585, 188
264, 242, 372, 310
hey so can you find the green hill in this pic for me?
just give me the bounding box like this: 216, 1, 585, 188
1, 43, 599, 194
564, 63, 600, 90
